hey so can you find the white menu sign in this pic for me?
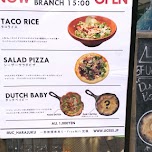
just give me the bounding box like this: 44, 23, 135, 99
0, 0, 133, 138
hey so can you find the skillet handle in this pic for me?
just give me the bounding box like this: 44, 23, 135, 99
49, 92, 61, 100
85, 89, 98, 99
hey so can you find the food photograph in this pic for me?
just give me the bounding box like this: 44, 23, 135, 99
85, 89, 119, 116
68, 15, 117, 47
75, 53, 109, 84
137, 111, 152, 146
49, 91, 84, 117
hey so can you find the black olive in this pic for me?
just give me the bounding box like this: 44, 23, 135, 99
97, 65, 101, 69
79, 69, 86, 76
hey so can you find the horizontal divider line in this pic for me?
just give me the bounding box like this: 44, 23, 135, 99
137, 76, 152, 78
0, 10, 125, 13
0, 126, 124, 130
6, 118, 119, 121
4, 85, 121, 87
1, 49, 123, 52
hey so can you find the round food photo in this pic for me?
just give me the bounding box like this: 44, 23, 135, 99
137, 111, 152, 146
75, 53, 109, 84
49, 91, 84, 117
85, 89, 119, 116
68, 15, 117, 47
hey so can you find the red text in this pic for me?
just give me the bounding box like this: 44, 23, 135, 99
95, 0, 127, 4
1, 0, 28, 3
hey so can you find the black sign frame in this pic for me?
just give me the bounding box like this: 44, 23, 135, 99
136, 32, 152, 152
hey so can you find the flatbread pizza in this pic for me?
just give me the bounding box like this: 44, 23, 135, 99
75, 53, 109, 84
60, 92, 84, 117
49, 91, 84, 117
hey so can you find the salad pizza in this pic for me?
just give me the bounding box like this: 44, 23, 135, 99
75, 53, 109, 84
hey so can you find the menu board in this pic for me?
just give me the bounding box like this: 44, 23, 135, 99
136, 33, 152, 151
0, 0, 135, 139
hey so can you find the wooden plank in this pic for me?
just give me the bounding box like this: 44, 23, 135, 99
0, 139, 6, 152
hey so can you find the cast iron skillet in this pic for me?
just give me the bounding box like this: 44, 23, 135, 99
85, 89, 119, 116
49, 91, 84, 117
